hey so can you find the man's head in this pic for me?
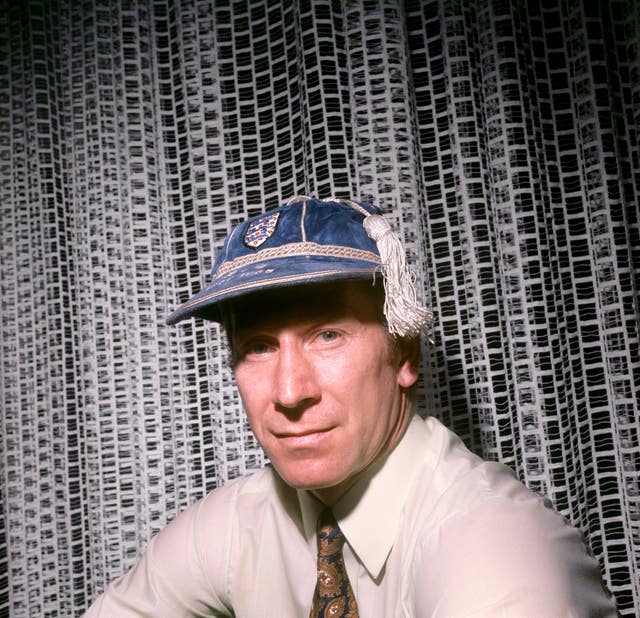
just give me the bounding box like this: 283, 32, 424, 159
167, 196, 433, 503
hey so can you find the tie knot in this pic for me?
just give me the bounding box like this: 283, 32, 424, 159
316, 509, 345, 557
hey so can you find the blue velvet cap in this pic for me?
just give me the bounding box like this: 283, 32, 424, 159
166, 197, 383, 325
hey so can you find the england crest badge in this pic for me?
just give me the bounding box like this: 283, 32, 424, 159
243, 212, 280, 248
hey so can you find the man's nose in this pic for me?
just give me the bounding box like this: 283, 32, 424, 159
272, 340, 321, 412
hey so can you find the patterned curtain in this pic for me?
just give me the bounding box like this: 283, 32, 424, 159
1, 0, 638, 615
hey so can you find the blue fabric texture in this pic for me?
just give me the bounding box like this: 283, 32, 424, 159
166, 198, 383, 325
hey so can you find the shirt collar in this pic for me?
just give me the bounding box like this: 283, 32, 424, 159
297, 415, 428, 579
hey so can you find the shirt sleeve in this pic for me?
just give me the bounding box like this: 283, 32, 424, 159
412, 487, 618, 617
83, 489, 235, 618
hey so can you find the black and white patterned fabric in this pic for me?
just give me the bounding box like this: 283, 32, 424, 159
1, 1, 638, 616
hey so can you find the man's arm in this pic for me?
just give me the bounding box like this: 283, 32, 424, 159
412, 494, 617, 617
84, 491, 234, 617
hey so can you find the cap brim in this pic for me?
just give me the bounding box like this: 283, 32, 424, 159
166, 255, 381, 325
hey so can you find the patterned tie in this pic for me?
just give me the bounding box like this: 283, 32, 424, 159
309, 509, 359, 618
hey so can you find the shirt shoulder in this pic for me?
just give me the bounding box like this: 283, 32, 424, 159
84, 466, 285, 617
197, 464, 281, 518
195, 464, 300, 537
420, 416, 522, 499
413, 417, 581, 518
406, 417, 617, 617
186, 465, 294, 582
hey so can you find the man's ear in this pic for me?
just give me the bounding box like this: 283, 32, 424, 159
396, 337, 420, 388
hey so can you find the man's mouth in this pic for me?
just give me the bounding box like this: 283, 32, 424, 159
275, 427, 334, 447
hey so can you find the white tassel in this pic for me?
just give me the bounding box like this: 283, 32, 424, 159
363, 214, 434, 337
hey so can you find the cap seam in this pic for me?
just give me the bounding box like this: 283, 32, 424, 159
300, 199, 307, 243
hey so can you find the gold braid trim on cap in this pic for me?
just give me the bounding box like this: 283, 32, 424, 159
214, 242, 381, 279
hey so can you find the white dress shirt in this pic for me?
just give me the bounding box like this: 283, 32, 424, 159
85, 415, 617, 617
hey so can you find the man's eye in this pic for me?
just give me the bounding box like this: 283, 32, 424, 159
241, 340, 273, 357
318, 330, 340, 343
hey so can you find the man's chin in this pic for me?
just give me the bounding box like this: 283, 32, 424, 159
274, 465, 345, 492
273, 466, 359, 505
279, 473, 343, 492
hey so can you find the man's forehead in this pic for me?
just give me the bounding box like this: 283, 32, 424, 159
228, 280, 384, 330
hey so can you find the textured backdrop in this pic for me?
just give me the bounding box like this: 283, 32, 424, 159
1, 0, 639, 615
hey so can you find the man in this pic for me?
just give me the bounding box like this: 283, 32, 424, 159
86, 196, 616, 616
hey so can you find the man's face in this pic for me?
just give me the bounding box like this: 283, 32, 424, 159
230, 281, 419, 505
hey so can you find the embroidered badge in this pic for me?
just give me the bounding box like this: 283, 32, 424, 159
243, 212, 280, 248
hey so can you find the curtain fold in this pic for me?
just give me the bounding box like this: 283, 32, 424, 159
1, 0, 638, 615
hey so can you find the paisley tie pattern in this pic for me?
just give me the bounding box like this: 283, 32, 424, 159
309, 509, 359, 618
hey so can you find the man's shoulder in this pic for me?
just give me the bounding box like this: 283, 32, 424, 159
198, 465, 281, 512
407, 419, 618, 616
412, 416, 550, 526
213, 464, 279, 495
192, 464, 301, 528
157, 466, 279, 535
